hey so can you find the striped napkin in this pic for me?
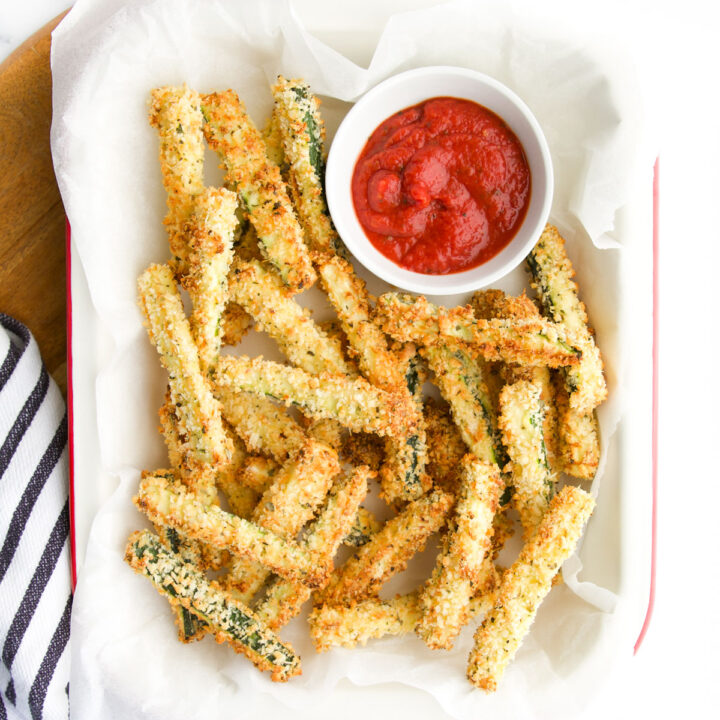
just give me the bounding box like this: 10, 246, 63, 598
0, 315, 71, 720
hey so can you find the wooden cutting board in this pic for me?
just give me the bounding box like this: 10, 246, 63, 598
0, 11, 69, 396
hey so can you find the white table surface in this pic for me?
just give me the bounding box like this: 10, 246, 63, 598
2, 0, 719, 717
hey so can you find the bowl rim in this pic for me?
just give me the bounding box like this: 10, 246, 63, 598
325, 65, 554, 295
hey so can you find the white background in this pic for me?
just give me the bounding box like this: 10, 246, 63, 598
2, 0, 719, 717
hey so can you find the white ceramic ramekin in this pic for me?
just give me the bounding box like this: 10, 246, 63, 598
326, 66, 553, 295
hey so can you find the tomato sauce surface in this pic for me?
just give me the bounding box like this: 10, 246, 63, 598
351, 97, 531, 274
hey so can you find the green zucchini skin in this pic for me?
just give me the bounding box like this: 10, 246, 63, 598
125, 530, 301, 681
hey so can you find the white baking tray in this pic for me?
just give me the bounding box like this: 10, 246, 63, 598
61, 1, 656, 717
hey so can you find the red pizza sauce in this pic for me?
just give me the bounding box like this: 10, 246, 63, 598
351, 97, 531, 274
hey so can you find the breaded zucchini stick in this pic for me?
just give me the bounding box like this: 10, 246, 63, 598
138, 264, 232, 496
125, 530, 300, 682
422, 344, 500, 466
416, 456, 503, 650
423, 397, 466, 493
271, 77, 345, 257
554, 374, 601, 479
526, 225, 607, 411
215, 356, 417, 439
155, 525, 207, 642
261, 110, 287, 173
467, 485, 595, 692
134, 471, 326, 588
183, 187, 237, 373
149, 86, 205, 272
201, 90, 315, 292
229, 259, 353, 376
255, 467, 371, 630
376, 293, 582, 368
472, 289, 561, 475
526, 226, 604, 478
216, 384, 307, 462
309, 589, 497, 652
318, 255, 429, 501
322, 488, 454, 604
226, 438, 340, 602
310, 593, 421, 652
499, 381, 554, 539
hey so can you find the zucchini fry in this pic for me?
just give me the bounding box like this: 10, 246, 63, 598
423, 397, 466, 493
216, 384, 307, 462
215, 355, 417, 439
472, 289, 561, 475
526, 225, 607, 411
271, 76, 345, 257
149, 86, 205, 273
376, 293, 582, 368
201, 90, 315, 292
467, 485, 595, 692
155, 525, 207, 642
134, 471, 327, 588
554, 374, 601, 479
322, 488, 454, 604
318, 255, 429, 501
229, 259, 353, 376
125, 530, 300, 682
310, 593, 422, 652
526, 226, 604, 478
416, 456, 503, 650
261, 110, 287, 173
255, 467, 371, 630
499, 381, 554, 539
422, 344, 500, 466
138, 264, 232, 497
183, 187, 237, 373
309, 588, 498, 652
226, 438, 340, 602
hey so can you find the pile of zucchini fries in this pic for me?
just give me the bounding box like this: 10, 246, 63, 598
126, 77, 605, 691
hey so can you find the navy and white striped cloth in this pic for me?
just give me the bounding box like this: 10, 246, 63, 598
0, 315, 71, 720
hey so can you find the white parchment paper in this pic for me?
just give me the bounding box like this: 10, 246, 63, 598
50, 0, 653, 717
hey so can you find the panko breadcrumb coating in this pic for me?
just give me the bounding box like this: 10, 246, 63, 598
126, 530, 301, 682
149, 86, 205, 274
182, 187, 237, 374
271, 76, 345, 258
416, 456, 503, 650
255, 468, 371, 630
424, 397, 466, 493
376, 292, 582, 368
499, 381, 554, 539
216, 384, 307, 462
467, 485, 595, 692
230, 259, 353, 377
137, 264, 233, 497
527, 226, 604, 478
322, 488, 454, 604
134, 471, 327, 588
226, 438, 340, 602
201, 90, 316, 292
215, 355, 418, 440
527, 225, 607, 412
317, 254, 429, 502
